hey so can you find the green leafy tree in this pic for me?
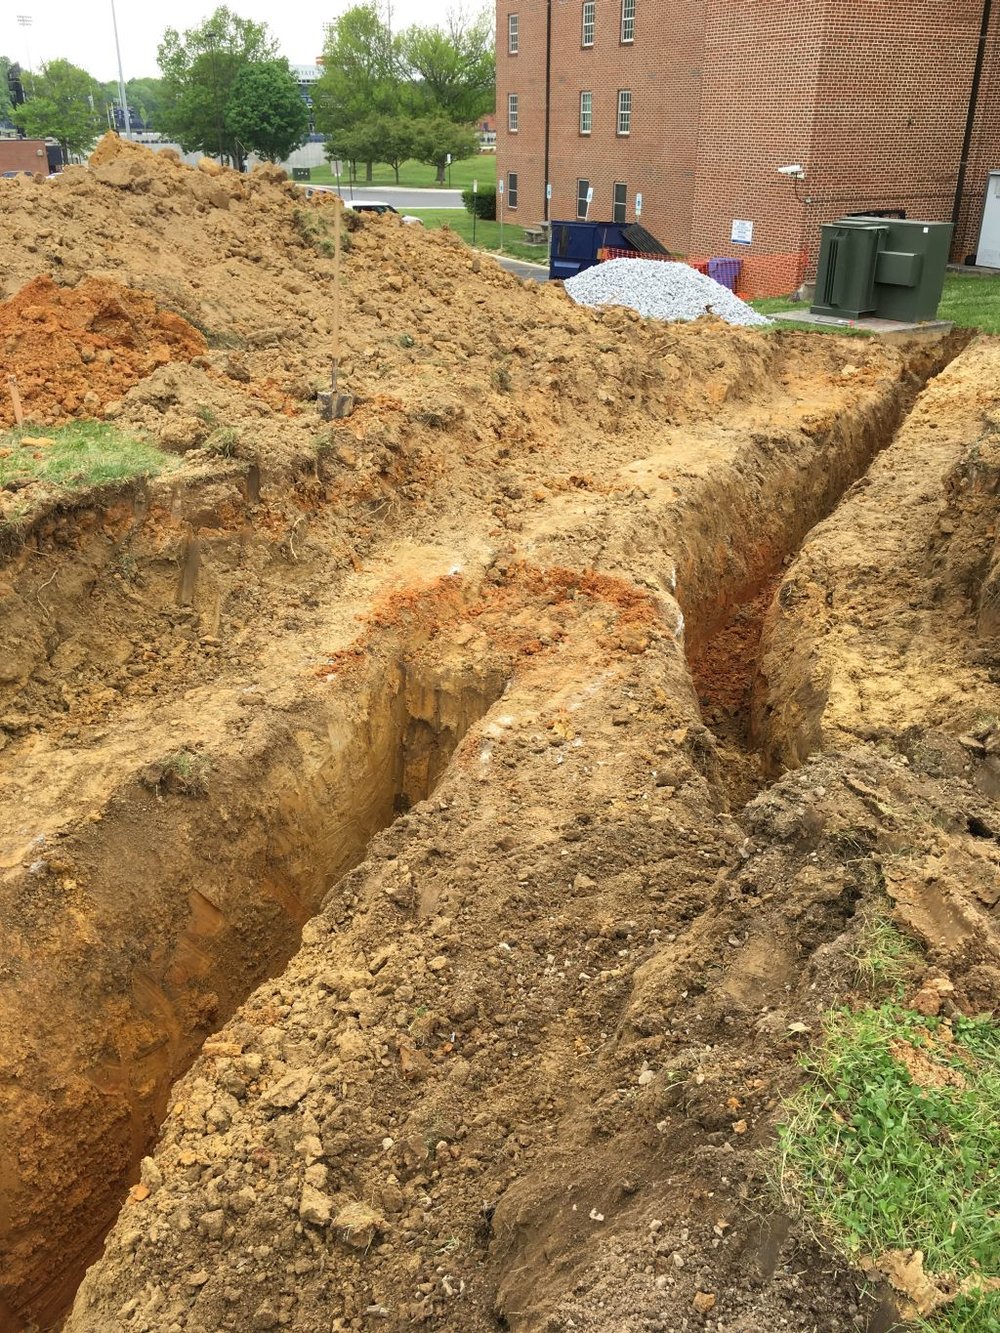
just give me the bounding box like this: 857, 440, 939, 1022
313, 4, 398, 182
398, 11, 494, 122
226, 59, 308, 163
1, 56, 14, 120
157, 6, 277, 167
11, 59, 103, 160
410, 114, 479, 185
326, 113, 414, 184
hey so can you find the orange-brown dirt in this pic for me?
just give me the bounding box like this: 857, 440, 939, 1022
0, 138, 996, 1333
0, 275, 206, 426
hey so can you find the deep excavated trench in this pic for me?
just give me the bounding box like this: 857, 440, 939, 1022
0, 331, 971, 1333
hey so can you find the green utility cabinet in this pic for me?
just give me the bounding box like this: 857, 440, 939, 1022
812, 216, 953, 322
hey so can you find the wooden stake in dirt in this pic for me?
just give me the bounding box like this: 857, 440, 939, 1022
319, 195, 354, 422
7, 375, 24, 427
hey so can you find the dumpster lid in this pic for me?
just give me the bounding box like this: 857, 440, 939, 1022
620, 223, 670, 256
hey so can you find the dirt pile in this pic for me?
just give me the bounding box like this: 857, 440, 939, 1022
0, 275, 206, 427
0, 138, 996, 1333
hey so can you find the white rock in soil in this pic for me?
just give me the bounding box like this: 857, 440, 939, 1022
564, 258, 772, 328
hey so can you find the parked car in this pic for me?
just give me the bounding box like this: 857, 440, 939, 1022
343, 200, 423, 226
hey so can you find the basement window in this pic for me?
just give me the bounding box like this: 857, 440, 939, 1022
613, 181, 627, 222
508, 13, 519, 54
582, 0, 596, 47
621, 0, 636, 43
508, 171, 519, 208
508, 93, 519, 133
579, 90, 592, 135
617, 89, 632, 136
576, 178, 590, 219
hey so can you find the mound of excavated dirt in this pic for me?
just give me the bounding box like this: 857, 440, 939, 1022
0, 275, 206, 427
1, 136, 996, 1333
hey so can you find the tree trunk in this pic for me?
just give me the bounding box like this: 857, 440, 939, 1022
394, 162, 400, 184
436, 162, 446, 184
365, 160, 373, 183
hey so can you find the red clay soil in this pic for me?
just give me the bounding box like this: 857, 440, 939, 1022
0, 275, 205, 427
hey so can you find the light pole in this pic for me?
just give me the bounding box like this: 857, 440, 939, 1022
109, 0, 132, 139
16, 16, 33, 97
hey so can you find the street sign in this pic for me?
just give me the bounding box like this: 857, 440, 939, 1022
546, 182, 552, 201
446, 154, 452, 164
586, 186, 594, 204
498, 180, 504, 195
635, 192, 643, 217
473, 179, 478, 193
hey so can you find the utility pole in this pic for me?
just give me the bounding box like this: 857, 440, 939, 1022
109, 0, 132, 139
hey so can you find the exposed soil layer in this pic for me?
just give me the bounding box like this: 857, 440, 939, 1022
753, 335, 1000, 789
0, 141, 996, 1333
0, 276, 206, 427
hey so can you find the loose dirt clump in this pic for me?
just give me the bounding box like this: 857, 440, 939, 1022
1, 275, 206, 426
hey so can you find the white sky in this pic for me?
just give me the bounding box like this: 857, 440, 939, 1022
1, 1, 460, 83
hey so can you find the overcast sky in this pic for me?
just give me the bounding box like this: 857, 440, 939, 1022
1, 1, 464, 83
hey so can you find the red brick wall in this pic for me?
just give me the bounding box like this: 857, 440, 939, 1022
497, 1, 1000, 291
497, 0, 707, 251
0, 140, 50, 175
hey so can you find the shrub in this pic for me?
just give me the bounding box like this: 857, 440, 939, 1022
462, 185, 496, 221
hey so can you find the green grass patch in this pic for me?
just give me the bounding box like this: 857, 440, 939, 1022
751, 273, 1000, 335
405, 207, 547, 264
308, 156, 495, 192
779, 1001, 1000, 1323
0, 421, 171, 496
850, 906, 922, 995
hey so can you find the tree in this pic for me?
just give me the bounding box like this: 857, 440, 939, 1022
1, 56, 14, 121
11, 59, 103, 160
410, 114, 479, 185
157, 6, 277, 167
398, 11, 494, 122
226, 59, 308, 163
313, 4, 398, 182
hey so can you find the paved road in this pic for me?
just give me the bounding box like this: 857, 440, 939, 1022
494, 255, 549, 283
302, 184, 464, 210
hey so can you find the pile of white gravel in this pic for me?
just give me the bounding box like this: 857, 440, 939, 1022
564, 258, 772, 328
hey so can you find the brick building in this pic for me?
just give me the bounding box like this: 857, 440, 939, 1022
497, 0, 1000, 294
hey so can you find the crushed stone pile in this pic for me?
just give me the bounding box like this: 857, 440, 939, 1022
564, 257, 773, 327
0, 275, 206, 427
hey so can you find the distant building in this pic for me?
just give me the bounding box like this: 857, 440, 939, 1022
291, 64, 324, 137
479, 112, 497, 153
497, 0, 1000, 293
0, 138, 62, 174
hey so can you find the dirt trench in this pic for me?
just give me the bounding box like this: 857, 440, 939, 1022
0, 332, 974, 1332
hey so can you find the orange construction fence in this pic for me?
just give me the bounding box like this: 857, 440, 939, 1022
596, 248, 810, 300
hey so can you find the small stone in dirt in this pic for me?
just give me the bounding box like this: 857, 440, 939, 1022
692, 1290, 716, 1314
198, 1208, 225, 1239
334, 1200, 386, 1248
264, 1067, 312, 1109
299, 1184, 333, 1226
637, 1069, 655, 1086
186, 1269, 210, 1287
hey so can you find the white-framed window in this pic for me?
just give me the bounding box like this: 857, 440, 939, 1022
579, 90, 592, 135
576, 178, 590, 219
613, 182, 627, 223
582, 0, 596, 47
508, 92, 519, 132
621, 0, 636, 43
617, 89, 632, 136
508, 171, 518, 208
508, 13, 519, 54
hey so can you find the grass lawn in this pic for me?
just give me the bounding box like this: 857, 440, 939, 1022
307, 156, 496, 192
0, 420, 171, 500
406, 207, 548, 265
751, 272, 1000, 335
